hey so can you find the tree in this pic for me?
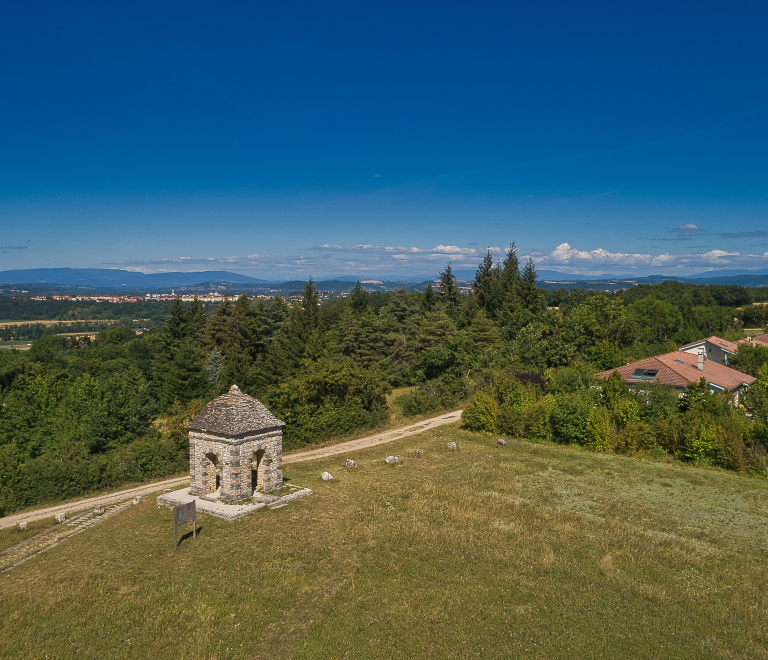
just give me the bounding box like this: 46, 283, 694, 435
422, 282, 436, 312
519, 258, 544, 315
165, 297, 188, 341
501, 242, 521, 297
187, 297, 207, 341
438, 263, 460, 306
626, 297, 683, 345
472, 248, 502, 314
350, 281, 369, 315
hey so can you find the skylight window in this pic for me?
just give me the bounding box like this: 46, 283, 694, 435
674, 359, 685, 364
630, 368, 658, 380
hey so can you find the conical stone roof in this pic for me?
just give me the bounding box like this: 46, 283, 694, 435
188, 385, 285, 437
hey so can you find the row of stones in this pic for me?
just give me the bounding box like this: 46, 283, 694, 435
15, 496, 143, 531
321, 442, 465, 480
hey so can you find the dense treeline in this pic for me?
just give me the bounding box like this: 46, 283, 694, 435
0, 320, 113, 342
0, 298, 181, 325
1, 245, 768, 514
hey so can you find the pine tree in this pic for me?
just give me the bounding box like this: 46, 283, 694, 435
439, 263, 460, 306
472, 247, 502, 314
160, 342, 210, 409
520, 257, 545, 315
501, 242, 521, 298
187, 297, 207, 341
165, 297, 188, 341
422, 282, 435, 312
350, 281, 369, 314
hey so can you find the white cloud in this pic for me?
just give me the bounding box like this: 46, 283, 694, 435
535, 242, 768, 275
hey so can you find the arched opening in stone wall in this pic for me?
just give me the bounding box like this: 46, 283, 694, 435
203, 452, 220, 494
251, 449, 265, 493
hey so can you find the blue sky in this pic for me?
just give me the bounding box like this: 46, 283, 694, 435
1, 2, 767, 278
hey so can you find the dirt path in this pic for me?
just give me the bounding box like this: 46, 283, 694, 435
0, 409, 463, 530
283, 409, 463, 464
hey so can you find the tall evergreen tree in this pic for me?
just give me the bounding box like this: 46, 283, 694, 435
501, 242, 521, 297
350, 281, 369, 315
187, 296, 207, 341
165, 297, 188, 341
422, 282, 436, 312
438, 263, 460, 306
520, 257, 545, 315
472, 247, 502, 314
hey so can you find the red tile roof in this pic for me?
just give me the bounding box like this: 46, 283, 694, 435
679, 336, 739, 354
749, 333, 768, 347
596, 351, 756, 391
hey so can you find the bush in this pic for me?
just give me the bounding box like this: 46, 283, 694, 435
614, 421, 652, 453
395, 376, 467, 417
461, 391, 498, 435
584, 407, 611, 452
551, 393, 592, 444
522, 396, 555, 442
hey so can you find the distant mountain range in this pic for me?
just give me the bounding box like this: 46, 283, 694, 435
1, 266, 768, 291
0, 268, 272, 289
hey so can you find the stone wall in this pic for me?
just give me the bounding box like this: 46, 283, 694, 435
189, 429, 283, 502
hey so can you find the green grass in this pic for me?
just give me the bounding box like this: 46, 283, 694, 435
1, 425, 767, 659
0, 519, 55, 552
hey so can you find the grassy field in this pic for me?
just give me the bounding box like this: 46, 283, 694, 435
1, 424, 767, 659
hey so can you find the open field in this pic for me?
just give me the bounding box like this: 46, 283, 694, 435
1, 424, 767, 659
0, 341, 32, 350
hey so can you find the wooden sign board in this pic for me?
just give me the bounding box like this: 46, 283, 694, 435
173, 500, 196, 550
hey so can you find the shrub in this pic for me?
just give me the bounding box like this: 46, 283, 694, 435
614, 421, 652, 453
521, 395, 555, 442
461, 391, 498, 435
584, 407, 611, 452
551, 393, 592, 444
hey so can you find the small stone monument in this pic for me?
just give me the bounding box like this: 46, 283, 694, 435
188, 385, 285, 503
55, 513, 66, 523
18, 521, 27, 531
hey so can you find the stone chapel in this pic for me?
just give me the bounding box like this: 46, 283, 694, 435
187, 385, 285, 502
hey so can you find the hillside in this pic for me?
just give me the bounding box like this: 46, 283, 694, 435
1, 425, 766, 659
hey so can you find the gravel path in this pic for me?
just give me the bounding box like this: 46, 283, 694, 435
0, 410, 463, 531
283, 409, 463, 463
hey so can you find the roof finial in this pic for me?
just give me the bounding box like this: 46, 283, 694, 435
229, 384, 241, 393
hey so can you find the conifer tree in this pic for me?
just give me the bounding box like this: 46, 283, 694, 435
422, 282, 435, 312
472, 247, 502, 314
165, 297, 188, 341
501, 242, 521, 298
350, 281, 369, 315
520, 257, 545, 315
160, 342, 209, 408
438, 263, 460, 306
187, 296, 207, 341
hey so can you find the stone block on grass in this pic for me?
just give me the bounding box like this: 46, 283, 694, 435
321, 471, 334, 481
346, 459, 358, 468
385, 456, 399, 464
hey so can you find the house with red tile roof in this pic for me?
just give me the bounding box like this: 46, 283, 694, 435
596, 350, 756, 404
679, 336, 739, 365
739, 332, 768, 349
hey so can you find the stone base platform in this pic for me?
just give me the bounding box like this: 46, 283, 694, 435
157, 485, 313, 521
